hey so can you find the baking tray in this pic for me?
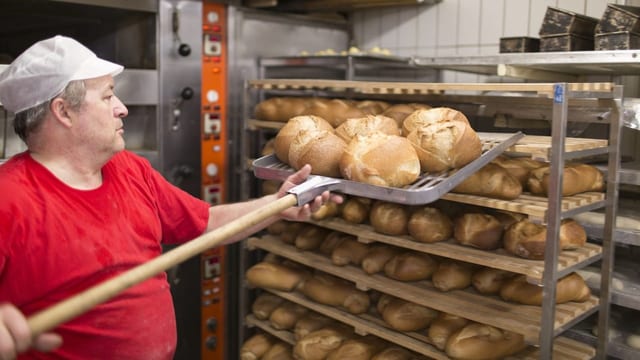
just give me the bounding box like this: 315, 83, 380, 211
253, 131, 524, 206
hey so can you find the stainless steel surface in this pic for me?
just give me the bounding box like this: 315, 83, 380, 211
114, 70, 159, 105
51, 0, 157, 12
565, 328, 640, 360
253, 132, 524, 206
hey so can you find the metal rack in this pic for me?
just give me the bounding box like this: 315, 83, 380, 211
241, 78, 623, 359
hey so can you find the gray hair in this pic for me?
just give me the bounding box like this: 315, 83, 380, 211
13, 79, 86, 142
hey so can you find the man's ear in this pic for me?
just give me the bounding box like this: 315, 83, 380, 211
50, 98, 73, 128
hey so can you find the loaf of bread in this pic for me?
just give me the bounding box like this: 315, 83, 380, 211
490, 210, 527, 230
288, 129, 347, 177
503, 218, 587, 260
361, 245, 402, 275
318, 231, 348, 256
278, 222, 305, 245
326, 336, 387, 360
384, 251, 438, 282
274, 115, 334, 164
407, 207, 453, 243
241, 333, 277, 360
376, 293, 394, 314
293, 325, 352, 360
380, 297, 439, 331
295, 225, 331, 251
445, 323, 526, 360
527, 163, 605, 196
404, 107, 482, 172
471, 267, 516, 295
340, 196, 372, 224
428, 313, 470, 351
453, 213, 503, 250
452, 163, 523, 200
252, 292, 285, 320
266, 220, 288, 236
262, 342, 293, 360
254, 97, 310, 122
371, 346, 414, 360
432, 261, 474, 292
311, 201, 342, 221
356, 100, 391, 115
382, 103, 431, 127
246, 262, 306, 291
294, 312, 336, 340
491, 155, 545, 187
331, 237, 369, 266
269, 302, 309, 330
334, 114, 400, 143
300, 274, 370, 314
302, 98, 366, 127
500, 273, 591, 305
339, 133, 421, 187
369, 201, 411, 236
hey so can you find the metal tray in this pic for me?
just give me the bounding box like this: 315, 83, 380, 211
253, 131, 525, 206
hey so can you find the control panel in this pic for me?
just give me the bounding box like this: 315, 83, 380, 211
201, 2, 227, 359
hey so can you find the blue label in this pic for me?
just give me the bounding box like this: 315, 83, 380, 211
554, 85, 563, 103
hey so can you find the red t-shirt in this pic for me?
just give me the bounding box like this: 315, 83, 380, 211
0, 151, 210, 359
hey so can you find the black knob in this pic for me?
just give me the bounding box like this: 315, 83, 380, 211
178, 43, 191, 56
205, 335, 217, 350
181, 87, 194, 100
206, 317, 218, 331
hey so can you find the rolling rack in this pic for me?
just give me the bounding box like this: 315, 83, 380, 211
240, 78, 623, 359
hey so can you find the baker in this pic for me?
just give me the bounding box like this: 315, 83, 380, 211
0, 35, 340, 359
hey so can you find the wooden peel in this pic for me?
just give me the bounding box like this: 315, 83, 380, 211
27, 194, 298, 336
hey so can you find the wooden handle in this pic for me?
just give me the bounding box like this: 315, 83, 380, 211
27, 194, 298, 336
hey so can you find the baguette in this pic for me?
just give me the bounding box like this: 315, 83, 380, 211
381, 297, 439, 331
500, 273, 591, 305
361, 245, 402, 275
241, 333, 277, 360
452, 163, 522, 200
471, 268, 516, 295
294, 312, 336, 340
527, 163, 604, 196
300, 274, 370, 314
371, 346, 415, 360
331, 237, 369, 266
269, 302, 309, 330
262, 342, 293, 360
428, 313, 470, 350
445, 323, 526, 360
252, 292, 285, 320
246, 262, 305, 291
295, 225, 331, 251
293, 326, 352, 360
326, 336, 387, 360
384, 251, 438, 282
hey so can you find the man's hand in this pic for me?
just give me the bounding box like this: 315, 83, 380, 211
0, 303, 62, 359
276, 164, 343, 221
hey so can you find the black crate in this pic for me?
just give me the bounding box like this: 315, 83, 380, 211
499, 37, 540, 53
595, 31, 640, 50
540, 33, 594, 52
596, 4, 640, 33
539, 7, 598, 37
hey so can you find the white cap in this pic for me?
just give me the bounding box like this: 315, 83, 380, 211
0, 35, 123, 113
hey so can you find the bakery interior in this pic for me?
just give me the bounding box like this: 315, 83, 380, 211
1, 0, 640, 359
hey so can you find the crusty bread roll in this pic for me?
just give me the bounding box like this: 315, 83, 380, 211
318, 231, 348, 256
334, 114, 400, 143
262, 138, 276, 156
295, 225, 331, 251
288, 129, 347, 177
503, 218, 587, 260
273, 115, 333, 164
445, 323, 526, 360
241, 333, 277, 360
408, 207, 453, 243
428, 313, 470, 351
381, 297, 439, 331
246, 262, 306, 291
371, 346, 414, 360
471, 268, 516, 295
267, 220, 288, 236
491, 210, 527, 230
527, 163, 605, 196
452, 163, 523, 200
279, 222, 305, 245
369, 201, 411, 236
382, 103, 431, 127
293, 325, 352, 360
356, 100, 391, 115
294, 312, 336, 340
331, 237, 369, 266
254, 97, 310, 122
252, 292, 285, 320
340, 133, 421, 187
269, 302, 309, 330
341, 196, 372, 224
361, 245, 402, 275
376, 293, 394, 314
384, 251, 438, 282
491, 155, 545, 187
311, 201, 342, 221
302, 98, 367, 127
432, 261, 474, 292
404, 108, 482, 172
500, 273, 591, 305
326, 336, 387, 360
300, 274, 370, 314
453, 213, 503, 250
262, 342, 293, 360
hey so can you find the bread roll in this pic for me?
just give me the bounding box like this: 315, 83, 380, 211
384, 251, 438, 282
246, 262, 305, 291
340, 133, 421, 187
293, 326, 352, 360
445, 323, 526, 360
500, 273, 591, 305
262, 342, 293, 360
404, 108, 482, 172
408, 207, 453, 243
491, 210, 527, 230
371, 346, 414, 360
241, 333, 277, 360
503, 218, 587, 260
273, 115, 333, 164
319, 231, 348, 256
361, 245, 402, 275
471, 268, 516, 295
288, 129, 347, 177
326, 336, 387, 360
491, 155, 545, 186
452, 163, 523, 200
369, 201, 411, 236
300, 274, 370, 314
381, 297, 439, 331
262, 138, 276, 156
527, 163, 605, 196
279, 222, 305, 245
302, 98, 366, 127
356, 100, 390, 115
341, 197, 372, 224
294, 312, 336, 340
252, 292, 285, 320
453, 213, 503, 250
376, 293, 394, 314
267, 220, 288, 236
331, 237, 369, 266
295, 225, 331, 251
254, 97, 309, 122
432, 261, 474, 292
428, 313, 470, 350
311, 201, 341, 221
269, 302, 309, 330
382, 103, 431, 127
334, 114, 400, 143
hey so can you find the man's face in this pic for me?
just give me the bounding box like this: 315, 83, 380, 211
70, 75, 128, 156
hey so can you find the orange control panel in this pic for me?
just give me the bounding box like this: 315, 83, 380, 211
201, 2, 227, 359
